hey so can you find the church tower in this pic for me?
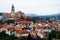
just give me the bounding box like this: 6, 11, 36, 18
11, 4, 15, 17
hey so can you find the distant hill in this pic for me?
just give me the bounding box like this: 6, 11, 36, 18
0, 13, 3, 16
25, 13, 60, 20
25, 13, 38, 17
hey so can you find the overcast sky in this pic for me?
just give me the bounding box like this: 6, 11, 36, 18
0, 0, 60, 15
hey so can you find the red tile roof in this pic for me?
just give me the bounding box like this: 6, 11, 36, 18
40, 32, 46, 35
6, 25, 12, 29
32, 30, 38, 33
34, 23, 44, 29
16, 30, 28, 34
34, 24, 40, 29
51, 20, 57, 22
10, 28, 14, 32
1, 28, 6, 32
23, 16, 30, 20
16, 11, 24, 14
35, 20, 47, 23
19, 24, 25, 28
0, 24, 3, 28
19, 21, 32, 24
15, 27, 20, 31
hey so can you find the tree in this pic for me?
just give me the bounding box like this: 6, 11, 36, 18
27, 33, 33, 40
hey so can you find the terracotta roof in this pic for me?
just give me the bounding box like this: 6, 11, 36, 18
19, 24, 25, 28
34, 24, 44, 29
40, 26, 44, 29
23, 16, 30, 19
35, 23, 50, 29
35, 20, 47, 23
19, 21, 32, 24
15, 24, 24, 28
45, 27, 49, 29
16, 30, 28, 34
0, 24, 3, 28
40, 32, 46, 35
32, 30, 38, 33
3, 12, 23, 18
51, 20, 57, 22
6, 25, 12, 29
48, 24, 53, 28
1, 28, 6, 32
16, 11, 24, 14
10, 28, 15, 32
34, 23, 40, 29
35, 25, 40, 29
15, 27, 20, 31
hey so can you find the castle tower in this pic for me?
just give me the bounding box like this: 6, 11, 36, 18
11, 4, 15, 17
11, 4, 15, 14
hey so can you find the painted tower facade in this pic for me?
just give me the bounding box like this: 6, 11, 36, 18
11, 4, 15, 17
